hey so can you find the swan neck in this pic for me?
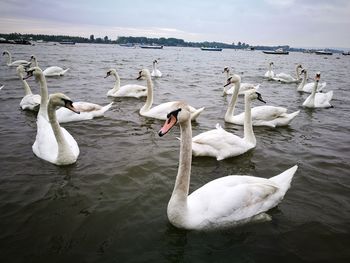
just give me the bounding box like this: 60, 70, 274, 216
112, 73, 121, 92
18, 72, 32, 95
5, 52, 11, 65
47, 103, 71, 159
37, 74, 49, 118
243, 94, 256, 145
141, 74, 153, 112
169, 118, 192, 209
296, 66, 300, 79
33, 58, 38, 67
225, 82, 239, 119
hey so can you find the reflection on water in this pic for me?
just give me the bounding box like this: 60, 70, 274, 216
0, 44, 349, 262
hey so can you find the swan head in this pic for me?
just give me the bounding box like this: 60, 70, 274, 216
158, 102, 191, 137
49, 93, 80, 114
296, 64, 303, 69
23, 66, 43, 80
16, 65, 26, 76
269, 62, 274, 66
245, 90, 266, 103
300, 68, 307, 75
153, 59, 158, 64
105, 69, 117, 78
222, 67, 230, 73
224, 74, 241, 87
2, 50, 9, 56
315, 72, 321, 82
137, 68, 151, 80
29, 55, 36, 62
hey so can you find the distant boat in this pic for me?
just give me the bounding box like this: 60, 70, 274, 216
59, 41, 76, 45
342, 51, 350, 56
200, 47, 222, 51
315, 50, 332, 55
119, 43, 134, 47
263, 48, 289, 55
140, 45, 163, 49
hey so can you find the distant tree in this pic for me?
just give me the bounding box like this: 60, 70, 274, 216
104, 36, 109, 42
238, 41, 242, 47
90, 34, 94, 41
232, 42, 235, 46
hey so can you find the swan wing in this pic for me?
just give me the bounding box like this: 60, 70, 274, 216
187, 175, 281, 226
251, 106, 287, 121
20, 94, 41, 111
117, 84, 147, 97
143, 101, 179, 120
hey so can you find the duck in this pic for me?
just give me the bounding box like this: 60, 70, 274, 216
105, 69, 147, 98
224, 74, 300, 127
302, 72, 333, 108
151, 59, 162, 77
17, 65, 41, 111
24, 67, 80, 165
297, 68, 326, 93
264, 62, 275, 79
223, 67, 260, 95
158, 102, 298, 230
137, 69, 204, 121
272, 64, 303, 83
2, 50, 31, 67
30, 55, 69, 77
24, 66, 113, 123
191, 89, 265, 160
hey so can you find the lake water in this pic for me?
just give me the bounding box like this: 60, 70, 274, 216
0, 44, 349, 262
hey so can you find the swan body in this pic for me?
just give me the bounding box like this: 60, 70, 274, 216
56, 101, 113, 123
0, 85, 3, 90
17, 65, 41, 111
303, 72, 333, 108
192, 89, 265, 160
158, 103, 298, 230
272, 64, 302, 83
2, 50, 31, 67
26, 67, 80, 165
151, 59, 162, 77
223, 67, 260, 95
30, 55, 69, 77
224, 75, 300, 127
264, 62, 275, 79
297, 69, 326, 93
105, 69, 147, 98
138, 69, 204, 120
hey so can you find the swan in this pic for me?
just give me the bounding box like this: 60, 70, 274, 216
223, 67, 260, 95
264, 62, 275, 79
17, 65, 41, 111
302, 72, 333, 108
137, 69, 204, 121
297, 69, 326, 93
24, 66, 113, 123
151, 59, 162, 77
158, 103, 298, 230
2, 50, 31, 67
224, 74, 300, 127
272, 64, 303, 83
191, 89, 265, 160
30, 55, 69, 77
105, 69, 147, 98
0, 84, 4, 90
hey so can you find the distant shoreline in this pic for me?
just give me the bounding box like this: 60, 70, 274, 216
0, 33, 346, 53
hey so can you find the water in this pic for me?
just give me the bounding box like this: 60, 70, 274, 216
0, 44, 349, 262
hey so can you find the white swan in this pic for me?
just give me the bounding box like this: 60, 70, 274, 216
264, 62, 275, 79
30, 55, 69, 77
25, 66, 113, 123
151, 59, 162, 77
224, 74, 300, 127
0, 85, 3, 90
105, 69, 147, 98
137, 69, 204, 121
17, 65, 41, 111
272, 64, 303, 83
2, 50, 31, 67
191, 89, 265, 160
223, 67, 260, 95
297, 69, 326, 93
302, 72, 333, 108
158, 103, 298, 230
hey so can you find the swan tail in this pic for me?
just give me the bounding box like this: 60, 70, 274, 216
270, 165, 298, 193
190, 107, 205, 120
61, 68, 70, 75
215, 123, 223, 130
100, 102, 113, 114
287, 110, 300, 121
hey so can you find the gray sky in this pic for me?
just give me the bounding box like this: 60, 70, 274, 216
1, 0, 350, 48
